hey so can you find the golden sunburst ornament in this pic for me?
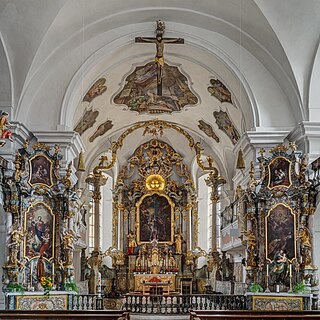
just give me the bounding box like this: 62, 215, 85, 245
146, 174, 165, 191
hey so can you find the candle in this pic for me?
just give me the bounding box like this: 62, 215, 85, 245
30, 260, 33, 285
289, 263, 292, 277
52, 262, 55, 286
266, 264, 269, 277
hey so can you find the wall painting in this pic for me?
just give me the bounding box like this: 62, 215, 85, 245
74, 108, 99, 136
213, 110, 240, 145
207, 78, 232, 104
89, 120, 113, 143
83, 78, 107, 103
198, 120, 220, 142
114, 61, 198, 114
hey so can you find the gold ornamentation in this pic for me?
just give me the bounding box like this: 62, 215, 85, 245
31, 142, 50, 151
270, 144, 289, 154
146, 174, 165, 191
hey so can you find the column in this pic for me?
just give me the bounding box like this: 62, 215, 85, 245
205, 171, 226, 252
86, 172, 107, 252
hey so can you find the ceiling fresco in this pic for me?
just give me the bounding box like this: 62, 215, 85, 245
207, 79, 232, 104
213, 110, 240, 145
113, 61, 198, 114
83, 78, 107, 103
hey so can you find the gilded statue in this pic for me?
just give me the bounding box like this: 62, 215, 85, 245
174, 232, 183, 254
127, 231, 137, 254
298, 227, 312, 266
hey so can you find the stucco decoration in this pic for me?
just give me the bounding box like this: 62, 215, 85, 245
83, 78, 107, 103
213, 110, 240, 145
89, 120, 114, 143
198, 120, 220, 143
113, 62, 198, 114
208, 79, 232, 104
73, 108, 99, 136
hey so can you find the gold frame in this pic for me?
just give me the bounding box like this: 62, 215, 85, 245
265, 203, 296, 263
136, 191, 175, 245
28, 153, 53, 188
24, 202, 55, 261
267, 156, 292, 190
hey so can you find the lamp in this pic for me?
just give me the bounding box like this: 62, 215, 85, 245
236, 147, 245, 170
77, 149, 86, 172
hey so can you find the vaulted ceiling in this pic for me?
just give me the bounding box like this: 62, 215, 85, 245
1, 0, 320, 186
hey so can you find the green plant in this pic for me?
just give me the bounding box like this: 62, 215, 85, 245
292, 281, 308, 294
64, 282, 78, 293
249, 282, 264, 293
7, 283, 25, 293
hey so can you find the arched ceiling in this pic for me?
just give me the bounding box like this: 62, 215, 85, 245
1, 0, 320, 185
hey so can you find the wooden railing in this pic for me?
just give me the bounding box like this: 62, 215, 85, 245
123, 294, 246, 314
190, 310, 320, 320
0, 310, 130, 319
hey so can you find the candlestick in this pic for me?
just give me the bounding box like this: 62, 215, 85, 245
52, 262, 55, 286
289, 263, 292, 277
30, 260, 33, 285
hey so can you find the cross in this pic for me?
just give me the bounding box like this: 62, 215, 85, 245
135, 20, 184, 96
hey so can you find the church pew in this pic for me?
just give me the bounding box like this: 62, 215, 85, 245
0, 309, 130, 320
190, 310, 320, 320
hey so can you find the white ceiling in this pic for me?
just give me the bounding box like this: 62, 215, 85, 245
1, 0, 320, 186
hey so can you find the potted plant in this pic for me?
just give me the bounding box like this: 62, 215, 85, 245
292, 281, 308, 294
6, 283, 25, 293
64, 281, 79, 293
248, 282, 264, 293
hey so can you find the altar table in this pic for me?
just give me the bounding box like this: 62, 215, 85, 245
5, 291, 76, 310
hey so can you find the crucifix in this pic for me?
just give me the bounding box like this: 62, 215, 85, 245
135, 20, 184, 96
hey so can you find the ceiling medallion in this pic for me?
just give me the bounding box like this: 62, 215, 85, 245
146, 174, 165, 191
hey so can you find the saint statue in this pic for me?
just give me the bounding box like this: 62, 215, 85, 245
37, 255, 45, 280
174, 232, 183, 254
127, 231, 137, 254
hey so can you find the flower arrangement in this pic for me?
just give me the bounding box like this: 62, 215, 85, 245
248, 282, 264, 293
64, 281, 79, 293
40, 276, 53, 295
6, 283, 25, 293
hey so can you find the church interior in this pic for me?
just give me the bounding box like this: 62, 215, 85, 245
1, 1, 320, 319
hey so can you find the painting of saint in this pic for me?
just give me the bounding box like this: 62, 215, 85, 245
114, 61, 198, 114
137, 193, 173, 244
266, 204, 296, 263
24, 202, 54, 260
268, 157, 291, 189
198, 119, 220, 142
89, 120, 113, 142
207, 78, 232, 104
29, 154, 52, 187
213, 110, 240, 145
74, 108, 99, 136
83, 78, 107, 103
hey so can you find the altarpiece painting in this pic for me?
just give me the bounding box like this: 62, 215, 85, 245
268, 156, 292, 189
266, 203, 296, 262
29, 154, 53, 187
24, 202, 55, 260
136, 193, 174, 244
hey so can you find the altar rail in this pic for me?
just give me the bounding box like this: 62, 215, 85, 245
190, 310, 320, 320
0, 310, 130, 319
123, 294, 246, 314
70, 294, 103, 310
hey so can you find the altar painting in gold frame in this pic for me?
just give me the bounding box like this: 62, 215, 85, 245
24, 202, 55, 260
136, 192, 174, 244
28, 154, 53, 188
267, 156, 292, 190
265, 203, 296, 263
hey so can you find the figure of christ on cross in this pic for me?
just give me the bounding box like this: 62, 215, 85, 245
135, 20, 184, 96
